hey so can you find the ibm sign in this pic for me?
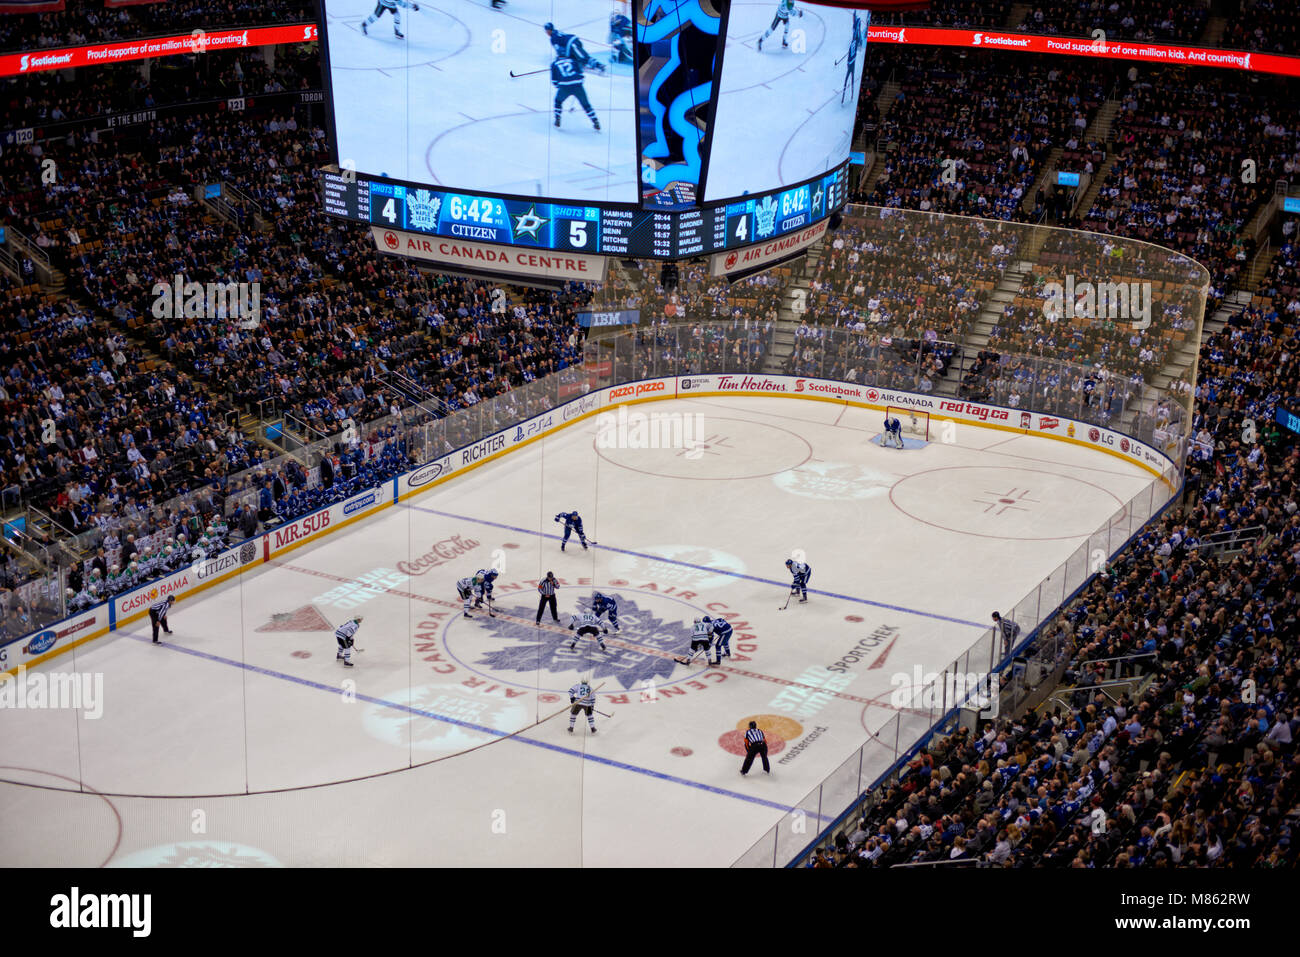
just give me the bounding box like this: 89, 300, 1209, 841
577, 310, 640, 329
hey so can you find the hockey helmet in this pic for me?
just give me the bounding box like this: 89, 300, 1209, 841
544, 21, 555, 32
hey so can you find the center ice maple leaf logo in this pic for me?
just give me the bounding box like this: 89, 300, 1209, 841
474, 595, 686, 691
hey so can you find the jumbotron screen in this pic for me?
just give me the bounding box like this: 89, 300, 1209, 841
704, 3, 867, 201
321, 0, 639, 203
318, 1, 863, 262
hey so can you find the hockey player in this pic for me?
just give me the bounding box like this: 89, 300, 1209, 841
474, 567, 499, 609
676, 616, 714, 665
336, 615, 363, 666
545, 23, 602, 132
568, 610, 610, 652
457, 573, 483, 618
758, 0, 803, 52
841, 11, 865, 105
554, 510, 589, 551
709, 615, 734, 664
883, 413, 904, 448
591, 591, 621, 631
609, 9, 633, 64
785, 557, 811, 602
567, 677, 597, 734
361, 0, 419, 39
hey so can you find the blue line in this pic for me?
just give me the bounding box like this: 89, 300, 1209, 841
122, 630, 801, 816
403, 503, 987, 629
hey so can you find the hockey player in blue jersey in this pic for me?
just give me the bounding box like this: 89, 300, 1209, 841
609, 11, 633, 64
708, 615, 733, 665
545, 22, 602, 131
883, 413, 904, 448
361, 0, 419, 39
474, 567, 499, 609
758, 0, 803, 52
785, 558, 811, 603
554, 510, 589, 550
592, 591, 621, 631
841, 12, 866, 105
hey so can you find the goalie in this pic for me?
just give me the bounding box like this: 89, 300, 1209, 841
882, 413, 905, 449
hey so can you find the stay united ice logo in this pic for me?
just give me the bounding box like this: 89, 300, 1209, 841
473, 595, 686, 691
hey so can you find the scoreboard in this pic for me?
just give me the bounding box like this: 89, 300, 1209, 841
321, 165, 849, 262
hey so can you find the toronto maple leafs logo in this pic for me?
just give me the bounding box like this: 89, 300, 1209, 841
474, 595, 686, 691
754, 194, 779, 238
407, 189, 442, 231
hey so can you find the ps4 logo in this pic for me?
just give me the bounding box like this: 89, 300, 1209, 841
755, 195, 778, 238
408, 189, 442, 231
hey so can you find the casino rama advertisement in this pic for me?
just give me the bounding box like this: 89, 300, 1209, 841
4, 375, 1170, 672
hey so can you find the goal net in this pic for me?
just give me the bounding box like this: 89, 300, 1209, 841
886, 406, 931, 442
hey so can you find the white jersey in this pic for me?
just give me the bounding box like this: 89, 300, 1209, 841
569, 682, 595, 706
774, 0, 798, 20
692, 619, 714, 641
788, 561, 810, 579
571, 612, 604, 633
335, 619, 361, 641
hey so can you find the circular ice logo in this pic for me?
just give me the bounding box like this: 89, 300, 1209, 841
108, 842, 282, 868
774, 461, 894, 501
606, 545, 744, 591
363, 682, 529, 754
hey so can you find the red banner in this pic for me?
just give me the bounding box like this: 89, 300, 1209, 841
865, 24, 1300, 78
0, 22, 317, 76
0, 0, 64, 11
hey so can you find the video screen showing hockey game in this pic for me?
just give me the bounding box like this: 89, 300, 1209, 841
321, 0, 639, 203
703, 1, 867, 202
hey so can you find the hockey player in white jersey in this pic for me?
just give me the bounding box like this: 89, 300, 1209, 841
568, 611, 609, 652
758, 0, 803, 52
675, 616, 714, 665
785, 558, 811, 602
361, 0, 419, 40
335, 615, 364, 666
457, 573, 484, 618
567, 677, 597, 734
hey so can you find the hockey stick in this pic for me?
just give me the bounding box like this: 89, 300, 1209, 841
779, 589, 794, 611
509, 68, 549, 78
595, 709, 613, 718
673, 646, 707, 665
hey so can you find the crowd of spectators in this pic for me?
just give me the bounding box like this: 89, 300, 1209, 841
1221, 1, 1300, 57
0, 0, 311, 52
1015, 3, 1209, 44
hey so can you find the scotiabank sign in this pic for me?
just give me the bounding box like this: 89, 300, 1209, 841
0, 24, 318, 77
865, 25, 1300, 78
372, 227, 608, 282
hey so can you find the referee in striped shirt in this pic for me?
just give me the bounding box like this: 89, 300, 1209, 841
740, 720, 770, 775
150, 594, 175, 644
536, 571, 560, 624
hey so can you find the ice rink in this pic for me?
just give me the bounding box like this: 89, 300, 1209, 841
0, 395, 1157, 867
704, 1, 862, 201
323, 0, 638, 200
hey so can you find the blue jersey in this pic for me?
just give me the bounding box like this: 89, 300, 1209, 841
550, 30, 588, 61
593, 594, 617, 614
551, 54, 585, 87
885, 417, 902, 435
710, 618, 733, 641
556, 511, 584, 531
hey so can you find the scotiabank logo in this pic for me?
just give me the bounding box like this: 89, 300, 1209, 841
609, 381, 666, 400
274, 511, 330, 549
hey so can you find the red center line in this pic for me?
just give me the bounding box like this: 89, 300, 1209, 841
268, 560, 928, 715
